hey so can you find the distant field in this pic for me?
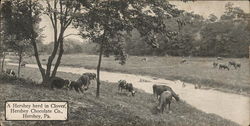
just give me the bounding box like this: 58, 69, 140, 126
8, 53, 250, 94
0, 66, 239, 126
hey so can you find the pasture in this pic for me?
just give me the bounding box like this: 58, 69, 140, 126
17, 54, 250, 95
0, 66, 239, 126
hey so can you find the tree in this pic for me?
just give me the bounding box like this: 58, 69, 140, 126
2, 0, 85, 84
38, 0, 82, 84
74, 0, 183, 97
1, 0, 38, 77
199, 3, 250, 57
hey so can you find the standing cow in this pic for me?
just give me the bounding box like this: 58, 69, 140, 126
118, 80, 136, 96
125, 83, 136, 96
82, 73, 96, 80
219, 64, 230, 70
157, 91, 173, 113
152, 84, 179, 101
77, 75, 91, 91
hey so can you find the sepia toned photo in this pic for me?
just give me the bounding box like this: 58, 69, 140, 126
0, 0, 249, 126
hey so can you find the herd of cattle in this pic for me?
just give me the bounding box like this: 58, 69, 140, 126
118, 79, 180, 113
2, 68, 180, 113
50, 73, 181, 113
50, 73, 96, 93
213, 60, 241, 70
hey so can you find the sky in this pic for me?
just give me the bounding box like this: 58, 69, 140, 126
40, 1, 250, 44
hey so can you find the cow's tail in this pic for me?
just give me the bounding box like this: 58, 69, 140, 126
170, 89, 179, 101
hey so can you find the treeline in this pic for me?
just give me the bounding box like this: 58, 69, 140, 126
125, 3, 250, 57
38, 3, 250, 58
38, 39, 98, 55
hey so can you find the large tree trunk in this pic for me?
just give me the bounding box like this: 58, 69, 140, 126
96, 43, 103, 98
28, 0, 46, 84
17, 52, 22, 78
51, 31, 65, 78
44, 0, 60, 85
1, 52, 5, 72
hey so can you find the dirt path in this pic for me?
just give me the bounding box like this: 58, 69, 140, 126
8, 63, 250, 126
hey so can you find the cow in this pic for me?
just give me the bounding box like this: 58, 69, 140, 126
50, 77, 71, 90
157, 90, 173, 113
125, 83, 136, 96
82, 73, 96, 81
180, 59, 187, 64
236, 63, 241, 69
76, 75, 91, 91
141, 58, 148, 62
118, 80, 136, 96
69, 80, 85, 93
213, 62, 218, 68
228, 61, 236, 67
118, 80, 127, 92
219, 64, 230, 70
6, 69, 16, 77
152, 84, 179, 101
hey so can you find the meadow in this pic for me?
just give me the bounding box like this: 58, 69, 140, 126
0, 66, 239, 126
18, 53, 250, 95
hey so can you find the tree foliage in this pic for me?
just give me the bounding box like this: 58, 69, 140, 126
74, 0, 183, 97
1, 0, 42, 77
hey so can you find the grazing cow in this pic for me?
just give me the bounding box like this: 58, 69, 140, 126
152, 84, 179, 101
82, 73, 96, 80
236, 63, 241, 69
213, 62, 218, 68
6, 69, 16, 77
219, 64, 230, 70
125, 83, 136, 96
141, 58, 148, 62
50, 77, 71, 90
76, 75, 91, 91
157, 91, 173, 113
118, 80, 136, 96
118, 80, 127, 92
228, 61, 236, 68
180, 59, 187, 64
69, 80, 85, 93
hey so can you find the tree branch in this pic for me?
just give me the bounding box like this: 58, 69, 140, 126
45, 0, 55, 29
63, 33, 80, 39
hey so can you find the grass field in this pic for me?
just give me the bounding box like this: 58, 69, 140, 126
13, 53, 250, 95
0, 66, 239, 126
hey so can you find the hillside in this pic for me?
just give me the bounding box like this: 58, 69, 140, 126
0, 67, 239, 126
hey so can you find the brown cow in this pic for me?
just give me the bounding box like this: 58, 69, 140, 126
50, 77, 71, 90
153, 84, 179, 101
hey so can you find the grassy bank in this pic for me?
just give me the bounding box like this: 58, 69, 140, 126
0, 66, 239, 126
12, 54, 250, 95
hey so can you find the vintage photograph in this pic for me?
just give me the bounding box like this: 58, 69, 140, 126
0, 0, 249, 125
